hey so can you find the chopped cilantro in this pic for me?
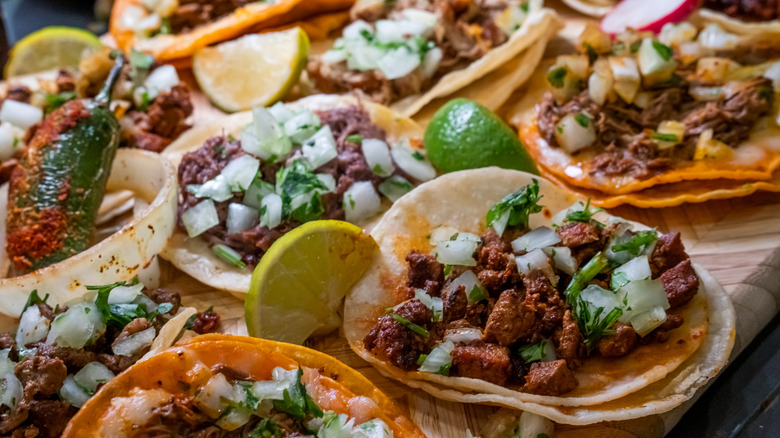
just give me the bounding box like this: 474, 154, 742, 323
391, 313, 429, 337
574, 113, 591, 128
44, 91, 77, 114
275, 160, 328, 223
137, 91, 153, 112
520, 2, 529, 12
584, 43, 598, 65
417, 354, 428, 365
159, 17, 172, 35
347, 194, 356, 209
610, 271, 629, 291
20, 290, 49, 318
612, 230, 658, 256
272, 368, 323, 424
486, 180, 543, 232
437, 363, 452, 376
129, 48, 154, 87
443, 264, 454, 279
249, 419, 283, 438
90, 280, 173, 328
411, 150, 425, 161
467, 285, 487, 305
547, 66, 567, 88
518, 340, 547, 363
630, 39, 642, 53
564, 199, 605, 225
612, 41, 626, 55
651, 40, 673, 61
556, 125, 564, 134
650, 132, 679, 143
347, 134, 363, 143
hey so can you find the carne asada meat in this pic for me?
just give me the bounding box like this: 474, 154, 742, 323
704, 0, 780, 21
363, 188, 699, 396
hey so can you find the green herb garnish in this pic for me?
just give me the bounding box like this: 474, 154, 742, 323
650, 132, 679, 143
518, 340, 547, 363
563, 199, 605, 225
486, 180, 543, 233
547, 67, 567, 88
612, 230, 658, 256
391, 313, 429, 337
651, 40, 673, 61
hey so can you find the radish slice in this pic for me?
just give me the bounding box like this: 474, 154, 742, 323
601, 0, 698, 34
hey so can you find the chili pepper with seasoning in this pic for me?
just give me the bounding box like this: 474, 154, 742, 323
5, 54, 126, 274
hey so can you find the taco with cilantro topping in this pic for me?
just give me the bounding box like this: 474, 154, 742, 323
342, 167, 735, 424
161, 94, 430, 294
62, 334, 424, 437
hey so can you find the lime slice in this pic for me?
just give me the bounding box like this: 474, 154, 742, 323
424, 98, 539, 174
193, 27, 310, 113
5, 26, 102, 78
245, 220, 378, 344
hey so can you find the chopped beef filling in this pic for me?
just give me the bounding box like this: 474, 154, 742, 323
704, 0, 780, 20
123, 84, 194, 153
0, 288, 200, 438
537, 76, 774, 180
177, 105, 399, 267
168, 0, 250, 34
308, 0, 511, 105
363, 223, 699, 396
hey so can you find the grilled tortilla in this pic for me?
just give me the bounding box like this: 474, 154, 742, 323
343, 168, 735, 424
63, 334, 424, 437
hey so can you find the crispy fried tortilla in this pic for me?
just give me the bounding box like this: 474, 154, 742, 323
63, 334, 425, 437
160, 94, 424, 294
110, 0, 356, 61
343, 168, 735, 423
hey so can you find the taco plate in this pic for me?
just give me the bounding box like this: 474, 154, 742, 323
343, 167, 735, 423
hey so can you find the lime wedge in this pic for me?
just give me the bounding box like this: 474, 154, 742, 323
193, 27, 310, 113
245, 220, 378, 344
424, 98, 539, 174
5, 26, 102, 77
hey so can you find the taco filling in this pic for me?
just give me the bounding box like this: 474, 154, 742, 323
703, 0, 780, 21
117, 0, 252, 36
308, 0, 534, 105
535, 21, 780, 181
97, 365, 394, 437
177, 101, 434, 268
363, 182, 700, 396
0, 282, 216, 438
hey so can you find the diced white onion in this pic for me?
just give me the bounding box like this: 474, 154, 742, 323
347, 44, 386, 71
375, 19, 428, 44
133, 292, 159, 314
354, 419, 393, 438
419, 341, 454, 373
283, 110, 321, 144
630, 305, 668, 336
46, 303, 105, 349
181, 199, 220, 238
362, 138, 394, 177
763, 61, 780, 91
144, 65, 179, 99
0, 350, 14, 377
517, 412, 555, 438
696, 57, 741, 83
259, 193, 283, 229
194, 373, 234, 418
447, 270, 485, 303
226, 203, 259, 234
581, 284, 623, 318
377, 46, 421, 80
491, 209, 511, 237
343, 181, 382, 223
420, 47, 443, 78
659, 22, 697, 46
613, 255, 651, 288
512, 226, 560, 253
543, 246, 578, 275
588, 69, 613, 106
74, 362, 115, 393
188, 174, 233, 202
322, 48, 348, 64
434, 237, 479, 266
638, 38, 676, 78
618, 278, 669, 324
515, 248, 549, 275
698, 24, 738, 50
554, 113, 596, 153
378, 175, 413, 202
221, 155, 260, 192
60, 375, 91, 408
118, 5, 147, 31
0, 123, 22, 161
414, 289, 443, 322
0, 100, 43, 129
402, 9, 438, 29
107, 283, 144, 304
443, 327, 482, 344
242, 179, 274, 209
302, 125, 338, 169
609, 57, 640, 103
317, 173, 336, 193
0, 373, 22, 409
429, 226, 460, 246
243, 107, 292, 160
268, 102, 295, 124
343, 20, 373, 40
16, 305, 50, 348
390, 139, 436, 182
112, 327, 156, 356
678, 42, 702, 64
317, 412, 357, 437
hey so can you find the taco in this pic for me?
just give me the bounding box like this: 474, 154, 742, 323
508, 20, 780, 196
343, 167, 735, 423
0, 280, 219, 437
110, 0, 356, 62
697, 1, 780, 35
307, 0, 562, 117
161, 94, 432, 294
62, 334, 424, 437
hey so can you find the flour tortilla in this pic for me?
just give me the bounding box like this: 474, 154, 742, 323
559, 0, 616, 17
390, 6, 563, 118
161, 94, 424, 294
343, 168, 735, 421
508, 60, 780, 195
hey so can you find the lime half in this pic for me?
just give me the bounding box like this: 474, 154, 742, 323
193, 27, 310, 113
424, 98, 539, 174
5, 26, 102, 77
245, 220, 378, 344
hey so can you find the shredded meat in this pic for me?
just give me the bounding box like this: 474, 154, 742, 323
123, 84, 194, 153
168, 0, 250, 33
704, 0, 780, 20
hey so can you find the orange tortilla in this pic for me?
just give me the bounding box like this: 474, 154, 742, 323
508, 60, 780, 195
63, 334, 424, 437
110, 0, 355, 61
